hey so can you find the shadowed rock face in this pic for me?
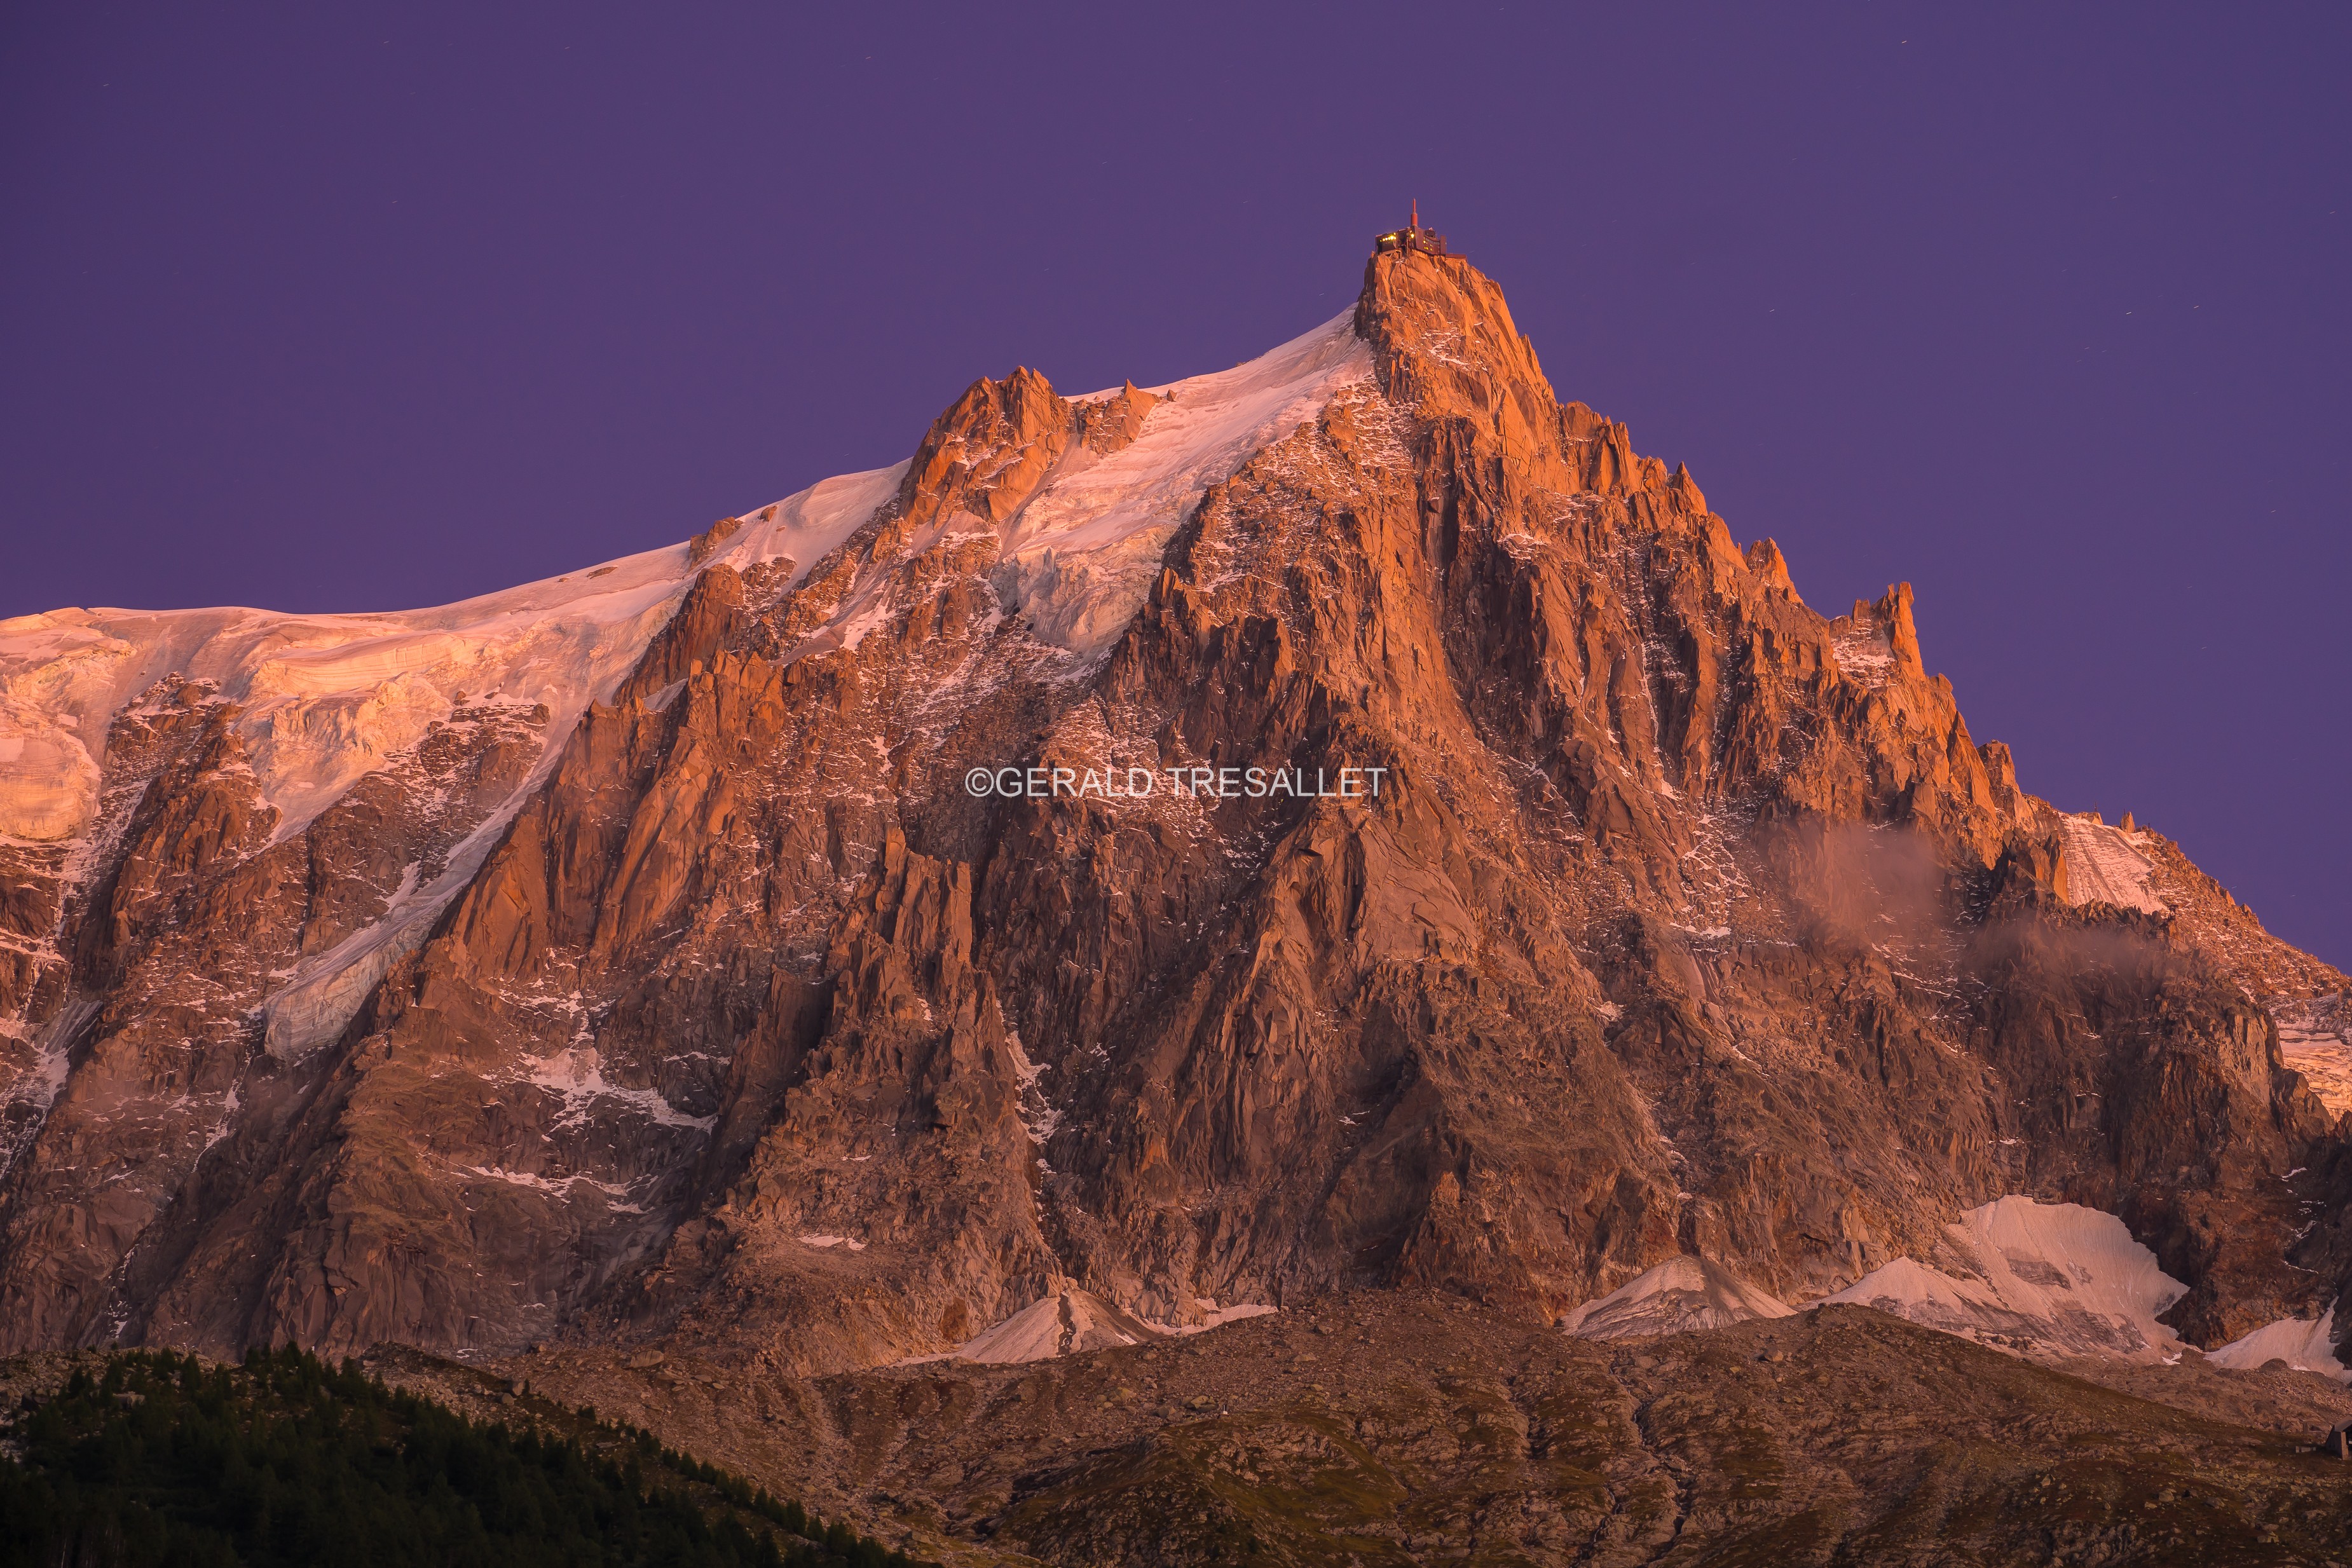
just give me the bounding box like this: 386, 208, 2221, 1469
0, 250, 2344, 1374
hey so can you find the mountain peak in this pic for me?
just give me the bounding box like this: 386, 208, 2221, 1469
1, 249, 2346, 1422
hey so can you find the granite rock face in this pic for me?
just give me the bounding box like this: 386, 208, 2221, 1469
0, 249, 2343, 1372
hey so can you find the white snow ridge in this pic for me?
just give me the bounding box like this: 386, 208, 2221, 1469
1, 464, 905, 1061
990, 310, 1372, 655
0, 462, 903, 850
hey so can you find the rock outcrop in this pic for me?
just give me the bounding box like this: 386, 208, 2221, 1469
1, 247, 2344, 1382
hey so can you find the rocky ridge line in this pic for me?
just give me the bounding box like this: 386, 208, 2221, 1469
0, 247, 2344, 1384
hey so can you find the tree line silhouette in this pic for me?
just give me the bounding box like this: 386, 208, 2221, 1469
0, 1345, 933, 1568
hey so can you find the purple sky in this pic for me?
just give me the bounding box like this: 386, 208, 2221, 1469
4, 4, 2347, 965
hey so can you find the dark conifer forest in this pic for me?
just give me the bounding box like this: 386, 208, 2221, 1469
0, 1347, 931, 1568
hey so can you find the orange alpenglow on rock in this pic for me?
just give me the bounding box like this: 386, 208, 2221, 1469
0, 238, 2342, 1410
1374, 200, 1452, 258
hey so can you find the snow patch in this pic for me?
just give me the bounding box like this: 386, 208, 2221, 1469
468, 1165, 640, 1205
1561, 1256, 1796, 1339
1176, 1301, 1278, 1333
263, 813, 510, 1060
952, 1286, 1163, 1364
517, 1048, 716, 1132
2205, 1307, 2349, 1381
993, 311, 1372, 653
1825, 1196, 2186, 1360
2056, 814, 2165, 915
1002, 1027, 1063, 1153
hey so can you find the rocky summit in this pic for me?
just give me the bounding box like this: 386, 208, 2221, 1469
5, 240, 2352, 1561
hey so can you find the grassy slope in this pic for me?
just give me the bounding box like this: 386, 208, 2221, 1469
481, 1297, 2352, 1565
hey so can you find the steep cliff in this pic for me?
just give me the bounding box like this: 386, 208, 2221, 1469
1, 248, 2344, 1380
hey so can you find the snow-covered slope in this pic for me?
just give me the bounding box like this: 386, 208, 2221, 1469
2056, 814, 2164, 915
0, 463, 905, 849
992, 311, 1371, 653
1560, 1256, 1796, 1339
1, 311, 1369, 856
1554, 1199, 2348, 1382
1824, 1197, 2189, 1360
3, 311, 1381, 1068
951, 1287, 1163, 1363
938, 1286, 1277, 1365
2206, 1308, 2348, 1378
1, 463, 903, 1060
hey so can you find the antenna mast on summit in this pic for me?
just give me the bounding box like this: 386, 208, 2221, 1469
1371, 202, 1453, 260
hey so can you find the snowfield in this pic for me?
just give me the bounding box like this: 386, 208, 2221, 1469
1561, 1255, 1796, 1338
1, 462, 904, 1063
0, 461, 905, 849
1559, 1197, 2348, 1381
1825, 1197, 2187, 1360
995, 310, 1371, 653
2056, 814, 2166, 915
952, 1287, 1156, 1363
